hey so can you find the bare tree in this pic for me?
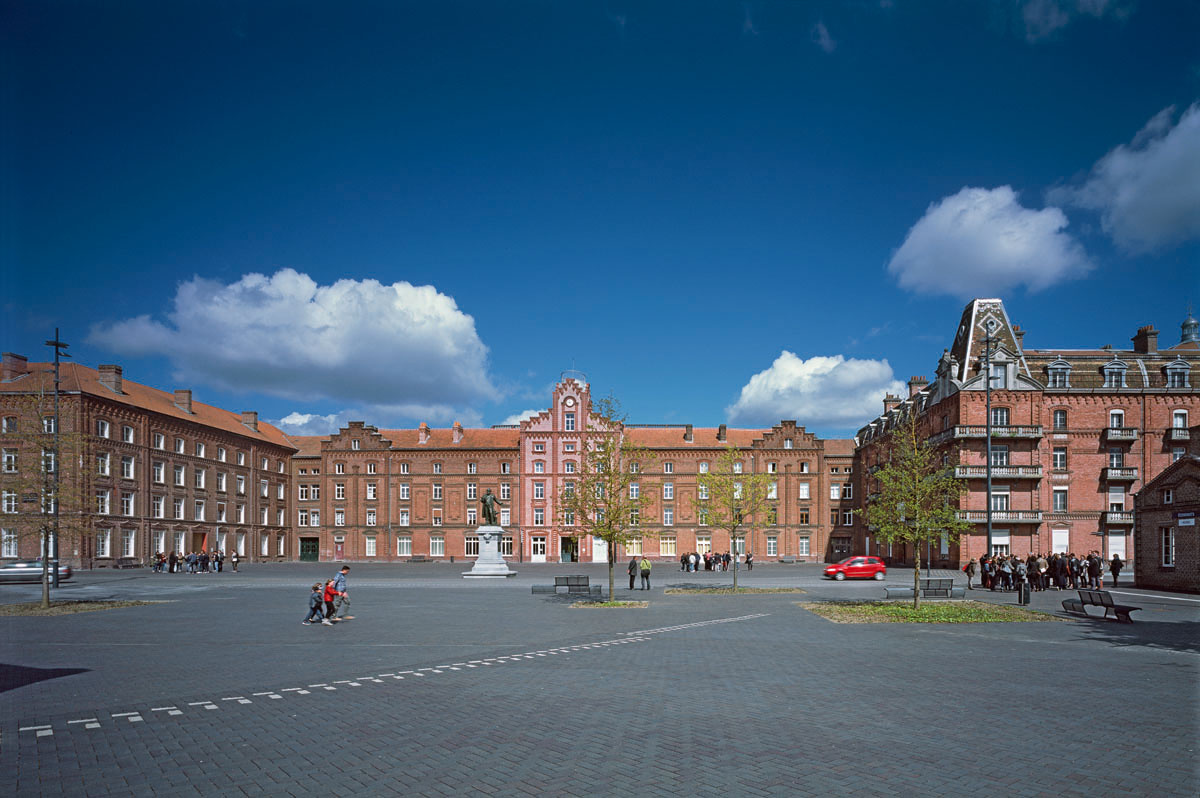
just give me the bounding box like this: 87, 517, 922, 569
692, 446, 772, 591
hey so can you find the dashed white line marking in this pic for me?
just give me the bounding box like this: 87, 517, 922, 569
36, 729, 53, 737
68, 719, 98, 725
20, 725, 51, 732
150, 707, 176, 712
111, 712, 138, 718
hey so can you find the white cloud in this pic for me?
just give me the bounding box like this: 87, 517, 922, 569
1020, 0, 1129, 43
887, 186, 1092, 297
726, 353, 906, 429
89, 269, 497, 413
1047, 103, 1200, 253
272, 411, 348, 437
811, 21, 836, 53
499, 409, 542, 426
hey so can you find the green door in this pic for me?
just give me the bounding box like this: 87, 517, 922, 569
299, 537, 319, 562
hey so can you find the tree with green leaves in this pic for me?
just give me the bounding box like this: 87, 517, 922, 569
858, 409, 970, 608
556, 396, 656, 599
0, 393, 90, 608
692, 445, 773, 591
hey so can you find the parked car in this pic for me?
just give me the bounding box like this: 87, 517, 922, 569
0, 560, 73, 584
824, 556, 886, 581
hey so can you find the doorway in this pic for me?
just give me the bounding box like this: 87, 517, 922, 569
299, 537, 319, 562
560, 536, 578, 563
191, 531, 208, 553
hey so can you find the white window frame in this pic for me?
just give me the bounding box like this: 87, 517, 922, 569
397, 536, 413, 556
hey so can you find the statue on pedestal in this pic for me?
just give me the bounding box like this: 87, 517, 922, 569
481, 488, 503, 526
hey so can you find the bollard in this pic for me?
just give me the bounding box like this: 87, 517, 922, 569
1017, 582, 1031, 605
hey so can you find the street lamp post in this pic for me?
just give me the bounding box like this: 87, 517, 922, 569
45, 329, 69, 588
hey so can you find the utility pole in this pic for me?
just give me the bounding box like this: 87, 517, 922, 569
45, 329, 69, 589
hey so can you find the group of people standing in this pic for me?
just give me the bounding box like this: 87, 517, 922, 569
304, 566, 352, 625
677, 551, 752, 572
964, 552, 1125, 591
152, 550, 238, 574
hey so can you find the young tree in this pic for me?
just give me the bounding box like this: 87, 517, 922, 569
692, 446, 772, 591
0, 393, 90, 608
858, 410, 970, 608
557, 396, 656, 599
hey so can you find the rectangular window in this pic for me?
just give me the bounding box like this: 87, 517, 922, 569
432, 510, 443, 526
1163, 489, 1173, 504
501, 462, 510, 474
309, 509, 318, 526
121, 492, 135, 516
365, 536, 376, 557
1109, 410, 1124, 428
663, 462, 673, 474
534, 482, 545, 499
534, 461, 545, 473
629, 482, 639, 499
397, 536, 412, 556
990, 407, 1010, 426
432, 483, 443, 500
500, 509, 511, 526
173, 464, 184, 486
399, 509, 410, 526
433, 462, 442, 474
830, 484, 840, 500
194, 468, 206, 489
697, 508, 707, 525
152, 496, 165, 518
195, 442, 206, 458
298, 484, 310, 501
399, 483, 410, 499
96, 489, 111, 515
663, 507, 674, 526
1108, 486, 1125, 511
1173, 447, 1186, 462
533, 443, 544, 453
563, 443, 575, 452
990, 490, 1010, 512
732, 462, 741, 474
236, 475, 245, 494
97, 420, 110, 438
1162, 527, 1175, 567
464, 536, 480, 557
122, 425, 134, 444
663, 482, 674, 500
660, 536, 676, 556
366, 509, 376, 527
1052, 447, 1067, 470
3, 527, 19, 557
2, 491, 17, 513
467, 482, 477, 500
629, 509, 639, 526
534, 508, 544, 525
468, 462, 477, 474
351, 439, 360, 450
1053, 489, 1068, 512
174, 498, 184, 520
217, 446, 226, 462
564, 461, 575, 473
298, 509, 309, 526
1108, 448, 1124, 468
842, 509, 853, 526
261, 534, 270, 556
699, 461, 709, 474
399, 462, 409, 474
122, 530, 135, 558
766, 536, 778, 556
1, 448, 15, 473
784, 439, 793, 450
625, 538, 642, 556
990, 364, 1008, 390
261, 457, 269, 470
97, 453, 110, 476
366, 483, 377, 500
797, 537, 810, 556
796, 483, 810, 500
366, 462, 376, 474
1052, 409, 1067, 430
842, 483, 852, 499
430, 536, 445, 556
218, 472, 228, 492
696, 535, 711, 554
95, 529, 111, 558
175, 437, 184, 454
990, 445, 1009, 467
335, 510, 345, 527
564, 412, 575, 431
501, 536, 513, 556
237, 504, 246, 523
260, 479, 269, 498
468, 508, 478, 525
194, 500, 205, 521
500, 483, 511, 500
335, 483, 345, 500
335, 463, 344, 474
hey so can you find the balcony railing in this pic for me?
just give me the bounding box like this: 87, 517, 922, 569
1105, 427, 1138, 441
1104, 467, 1139, 481
956, 510, 1043, 523
1104, 510, 1135, 525
1167, 428, 1190, 442
954, 465, 1043, 479
952, 425, 1044, 440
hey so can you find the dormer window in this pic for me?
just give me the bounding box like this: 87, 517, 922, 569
1102, 359, 1127, 389
1164, 359, 1190, 388
1046, 359, 1071, 389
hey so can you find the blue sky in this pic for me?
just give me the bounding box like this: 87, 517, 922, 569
4, 1, 1198, 439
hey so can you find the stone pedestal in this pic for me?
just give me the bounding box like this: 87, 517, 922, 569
462, 526, 517, 578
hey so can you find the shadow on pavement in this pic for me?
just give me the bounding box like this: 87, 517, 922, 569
1069, 619, 1200, 656
0, 663, 90, 694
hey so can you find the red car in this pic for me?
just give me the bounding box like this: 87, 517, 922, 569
824, 556, 886, 581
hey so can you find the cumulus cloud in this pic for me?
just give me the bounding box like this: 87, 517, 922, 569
1020, 0, 1130, 43
887, 186, 1092, 297
811, 21, 836, 53
89, 269, 497, 413
726, 353, 906, 429
499, 409, 543, 426
272, 411, 348, 437
1047, 103, 1200, 253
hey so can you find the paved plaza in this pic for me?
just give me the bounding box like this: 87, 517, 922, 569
1, 563, 1197, 797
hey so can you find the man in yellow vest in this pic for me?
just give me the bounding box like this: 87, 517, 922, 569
639, 556, 652, 590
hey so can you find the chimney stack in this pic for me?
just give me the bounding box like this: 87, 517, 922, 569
452, 421, 463, 443
684, 424, 693, 442
174, 389, 193, 414
907, 375, 929, 398
717, 424, 727, 442
240, 411, 258, 431
418, 422, 430, 444
883, 394, 901, 413
2, 353, 29, 381
1013, 325, 1025, 349
98, 364, 123, 394
1131, 325, 1158, 354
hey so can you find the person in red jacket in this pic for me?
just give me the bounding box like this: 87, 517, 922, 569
322, 579, 339, 622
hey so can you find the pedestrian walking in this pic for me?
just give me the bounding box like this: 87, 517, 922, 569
231, 552, 239, 572
332, 566, 352, 620
322, 579, 338, 621
639, 556, 652, 590
963, 558, 977, 589
628, 556, 638, 590
745, 552, 753, 571
1109, 554, 1124, 587
303, 583, 332, 625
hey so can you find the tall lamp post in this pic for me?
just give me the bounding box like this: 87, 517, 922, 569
45, 329, 69, 588
982, 320, 997, 559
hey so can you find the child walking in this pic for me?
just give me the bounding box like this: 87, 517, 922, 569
303, 583, 333, 625
322, 579, 339, 622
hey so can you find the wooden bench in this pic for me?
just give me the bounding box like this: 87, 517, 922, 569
532, 575, 602, 596
884, 577, 965, 599
1062, 589, 1141, 623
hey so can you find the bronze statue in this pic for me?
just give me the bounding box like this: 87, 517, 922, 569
480, 488, 504, 526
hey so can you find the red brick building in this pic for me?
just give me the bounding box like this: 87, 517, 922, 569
855, 300, 1199, 567
289, 376, 859, 564
1134, 455, 1200, 593
1, 354, 295, 567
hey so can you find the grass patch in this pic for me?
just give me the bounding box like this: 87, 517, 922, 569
571, 600, 648, 608
0, 600, 161, 617
665, 587, 806, 595
798, 600, 1063, 624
